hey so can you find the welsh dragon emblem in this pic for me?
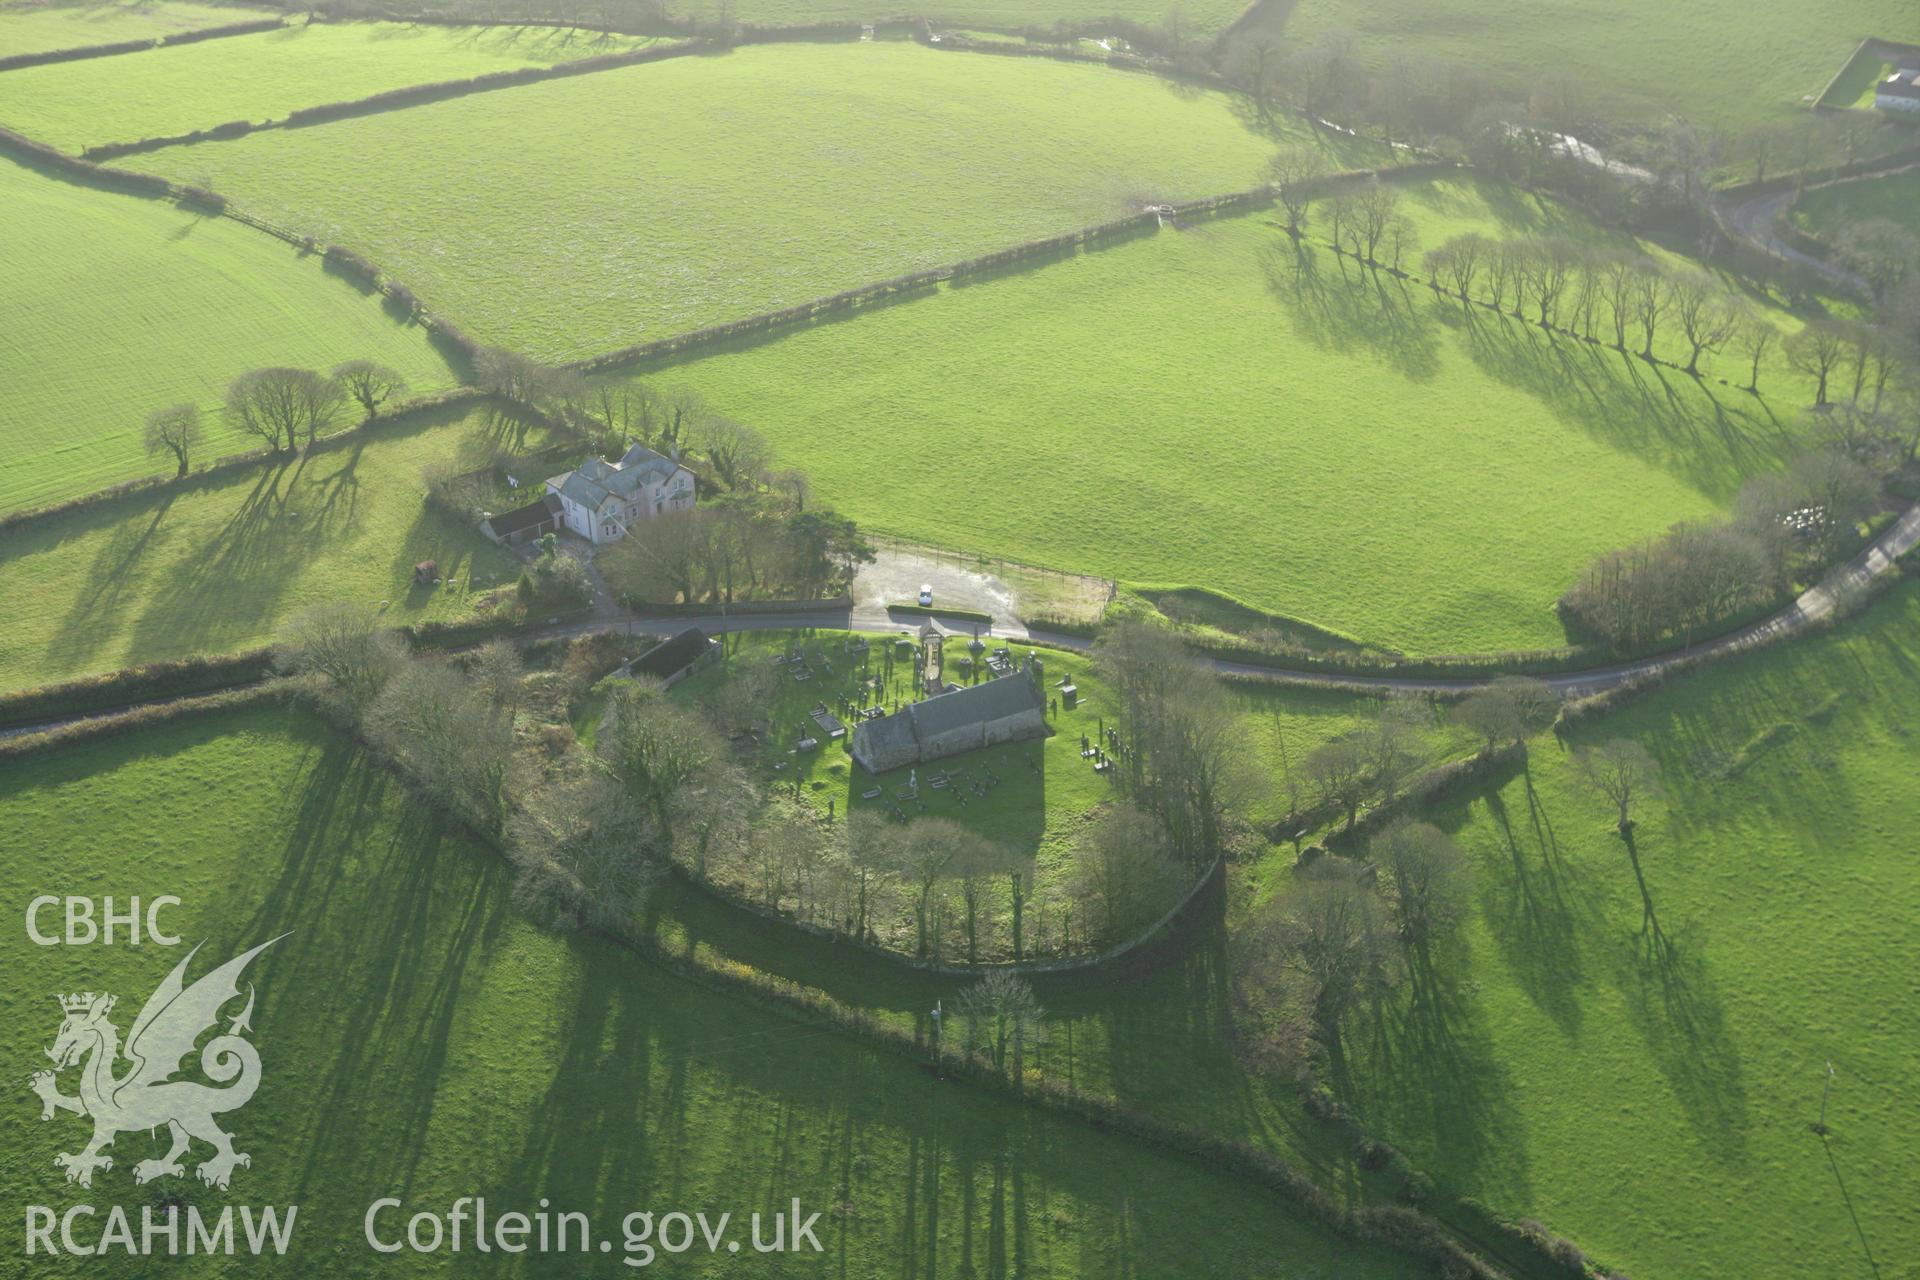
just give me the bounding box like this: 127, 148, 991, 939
28, 937, 283, 1190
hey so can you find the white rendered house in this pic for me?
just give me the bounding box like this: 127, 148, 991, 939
545, 442, 697, 544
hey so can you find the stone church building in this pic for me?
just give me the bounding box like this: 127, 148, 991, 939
851, 655, 1048, 774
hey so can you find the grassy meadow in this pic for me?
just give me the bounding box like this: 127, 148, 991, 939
0, 402, 546, 693
1326, 580, 1920, 1278
644, 180, 1810, 654
0, 702, 1424, 1279
0, 0, 273, 55
0, 19, 661, 153
1270, 0, 1920, 129
128, 40, 1297, 360
0, 153, 456, 515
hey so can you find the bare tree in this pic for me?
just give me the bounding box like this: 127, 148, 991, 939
1733, 310, 1778, 393
955, 970, 1045, 1085
1669, 272, 1739, 375
1269, 149, 1329, 242
142, 403, 203, 477
277, 602, 409, 715
1305, 734, 1370, 832
1455, 675, 1553, 754
1786, 321, 1851, 406
508, 772, 661, 929
1574, 738, 1662, 832
1070, 804, 1181, 946
1372, 820, 1469, 952
332, 360, 408, 420
224, 367, 345, 452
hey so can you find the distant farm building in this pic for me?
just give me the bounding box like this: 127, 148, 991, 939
1877, 67, 1920, 112
627, 627, 718, 689
851, 654, 1048, 773
546, 442, 697, 545
481, 493, 564, 546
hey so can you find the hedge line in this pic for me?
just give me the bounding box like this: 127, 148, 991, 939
85, 41, 701, 160
611, 920, 1501, 1278
0, 387, 490, 539
0, 650, 276, 730
0, 18, 284, 73
0, 684, 289, 764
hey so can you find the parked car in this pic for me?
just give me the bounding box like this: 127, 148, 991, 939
918, 584, 934, 606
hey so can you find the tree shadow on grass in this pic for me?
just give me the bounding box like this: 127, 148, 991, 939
1467, 774, 1590, 1038
1457, 308, 1798, 501
1344, 930, 1532, 1204
1262, 241, 1443, 383
1604, 877, 1750, 1161
46, 492, 179, 668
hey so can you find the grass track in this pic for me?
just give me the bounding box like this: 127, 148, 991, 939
0, 19, 660, 153
0, 702, 1419, 1278
127, 40, 1301, 360
0, 153, 456, 515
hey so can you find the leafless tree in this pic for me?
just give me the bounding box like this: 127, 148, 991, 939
332, 360, 408, 420
1574, 738, 1661, 832
142, 403, 203, 477
224, 367, 345, 452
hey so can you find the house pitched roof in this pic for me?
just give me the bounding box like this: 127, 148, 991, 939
548, 444, 688, 510
631, 627, 713, 680
486, 493, 562, 537
906, 666, 1043, 739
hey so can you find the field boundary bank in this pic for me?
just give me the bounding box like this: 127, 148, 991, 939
0, 387, 493, 535
674, 852, 1225, 979
570, 163, 1458, 376
0, 17, 286, 74
80, 37, 709, 161
0, 687, 1525, 1280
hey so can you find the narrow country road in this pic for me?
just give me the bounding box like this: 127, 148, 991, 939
7, 502, 1912, 743
548, 500, 1920, 699
1715, 158, 1920, 296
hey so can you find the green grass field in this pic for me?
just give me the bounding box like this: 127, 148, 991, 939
0, 154, 457, 515
0, 0, 274, 56
1792, 167, 1920, 237
0, 402, 544, 693
1330, 580, 1920, 1278
675, 0, 1251, 32
1270, 0, 1920, 129
643, 180, 1807, 654
0, 702, 1420, 1278
0, 19, 659, 153
128, 40, 1298, 361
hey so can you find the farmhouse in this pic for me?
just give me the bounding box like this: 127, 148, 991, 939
1877, 67, 1920, 112
851, 654, 1048, 773
546, 442, 696, 545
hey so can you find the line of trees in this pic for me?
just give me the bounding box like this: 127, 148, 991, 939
1234, 819, 1470, 1076
1561, 440, 1886, 650
140, 360, 411, 475
1093, 619, 1259, 868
